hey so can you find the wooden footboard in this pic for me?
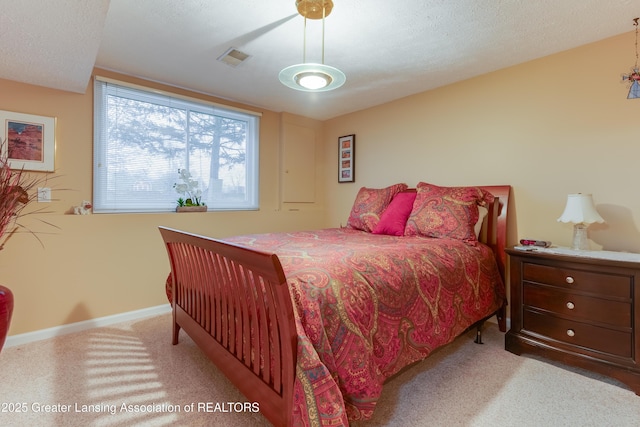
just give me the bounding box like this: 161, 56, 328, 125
159, 227, 297, 427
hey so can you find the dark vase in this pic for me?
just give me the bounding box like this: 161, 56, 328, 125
0, 285, 13, 352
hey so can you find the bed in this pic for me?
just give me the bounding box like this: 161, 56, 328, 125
160, 183, 511, 426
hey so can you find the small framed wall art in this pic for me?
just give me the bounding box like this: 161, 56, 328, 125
1, 110, 56, 172
338, 134, 355, 183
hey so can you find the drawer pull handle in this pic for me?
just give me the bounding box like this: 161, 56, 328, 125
566, 301, 575, 310
565, 276, 575, 284
567, 329, 575, 337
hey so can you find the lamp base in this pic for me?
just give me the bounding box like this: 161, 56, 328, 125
571, 223, 590, 250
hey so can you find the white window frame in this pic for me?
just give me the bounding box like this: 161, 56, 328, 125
93, 76, 260, 213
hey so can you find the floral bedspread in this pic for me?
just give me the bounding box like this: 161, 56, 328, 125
222, 228, 506, 426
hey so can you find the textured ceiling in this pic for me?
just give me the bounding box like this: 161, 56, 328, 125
1, 0, 639, 120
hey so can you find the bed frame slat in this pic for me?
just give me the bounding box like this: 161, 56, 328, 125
212, 253, 224, 341
257, 275, 271, 382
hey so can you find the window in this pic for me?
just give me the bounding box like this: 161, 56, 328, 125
93, 77, 259, 213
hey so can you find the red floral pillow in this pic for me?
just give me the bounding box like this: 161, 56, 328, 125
404, 183, 495, 244
372, 191, 417, 236
347, 183, 408, 232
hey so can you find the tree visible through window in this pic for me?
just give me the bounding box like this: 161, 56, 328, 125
93, 78, 259, 213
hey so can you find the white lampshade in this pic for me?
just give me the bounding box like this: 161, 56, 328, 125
557, 193, 605, 225
557, 193, 604, 250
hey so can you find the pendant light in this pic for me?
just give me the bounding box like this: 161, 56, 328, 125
279, 0, 346, 92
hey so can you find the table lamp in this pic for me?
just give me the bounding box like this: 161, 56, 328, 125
557, 193, 605, 250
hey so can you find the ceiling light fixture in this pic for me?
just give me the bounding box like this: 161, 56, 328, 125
622, 18, 640, 99
279, 0, 346, 92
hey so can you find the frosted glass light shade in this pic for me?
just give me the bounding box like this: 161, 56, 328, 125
557, 194, 605, 225
279, 63, 346, 92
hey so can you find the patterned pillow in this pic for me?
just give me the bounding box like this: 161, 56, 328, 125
347, 183, 408, 232
404, 182, 495, 244
372, 191, 417, 236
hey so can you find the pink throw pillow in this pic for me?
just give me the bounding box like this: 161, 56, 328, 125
372, 191, 417, 236
404, 183, 495, 244
346, 183, 408, 232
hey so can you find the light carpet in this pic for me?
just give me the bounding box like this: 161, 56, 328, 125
1, 313, 639, 427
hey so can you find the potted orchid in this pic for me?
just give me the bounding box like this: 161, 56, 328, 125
173, 169, 207, 212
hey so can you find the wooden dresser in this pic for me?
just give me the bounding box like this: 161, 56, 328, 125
505, 247, 640, 394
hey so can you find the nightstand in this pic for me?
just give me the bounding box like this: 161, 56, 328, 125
505, 247, 640, 395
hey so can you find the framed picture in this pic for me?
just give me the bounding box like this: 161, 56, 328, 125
1, 110, 55, 172
338, 134, 355, 183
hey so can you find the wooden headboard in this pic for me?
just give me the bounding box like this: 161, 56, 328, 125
401, 185, 511, 282
478, 185, 511, 282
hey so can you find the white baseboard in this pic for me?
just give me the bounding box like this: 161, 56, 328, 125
4, 304, 171, 348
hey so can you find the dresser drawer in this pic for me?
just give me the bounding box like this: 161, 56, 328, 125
523, 283, 631, 328
523, 309, 632, 358
523, 263, 631, 298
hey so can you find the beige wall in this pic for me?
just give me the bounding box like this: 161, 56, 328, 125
322, 32, 640, 254
0, 70, 325, 335
4, 31, 639, 336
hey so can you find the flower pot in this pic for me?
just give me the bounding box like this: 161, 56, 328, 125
0, 285, 14, 353
176, 206, 207, 213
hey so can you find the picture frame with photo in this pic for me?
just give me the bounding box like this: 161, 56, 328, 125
1, 110, 55, 172
338, 134, 355, 183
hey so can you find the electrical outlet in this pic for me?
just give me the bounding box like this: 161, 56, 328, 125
38, 187, 51, 203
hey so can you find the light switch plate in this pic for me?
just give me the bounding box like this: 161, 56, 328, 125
38, 187, 51, 203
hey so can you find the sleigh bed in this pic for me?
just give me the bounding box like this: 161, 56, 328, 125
160, 183, 511, 426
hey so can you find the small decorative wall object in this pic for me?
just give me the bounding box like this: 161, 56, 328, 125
622, 18, 640, 99
338, 134, 355, 183
0, 110, 55, 171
